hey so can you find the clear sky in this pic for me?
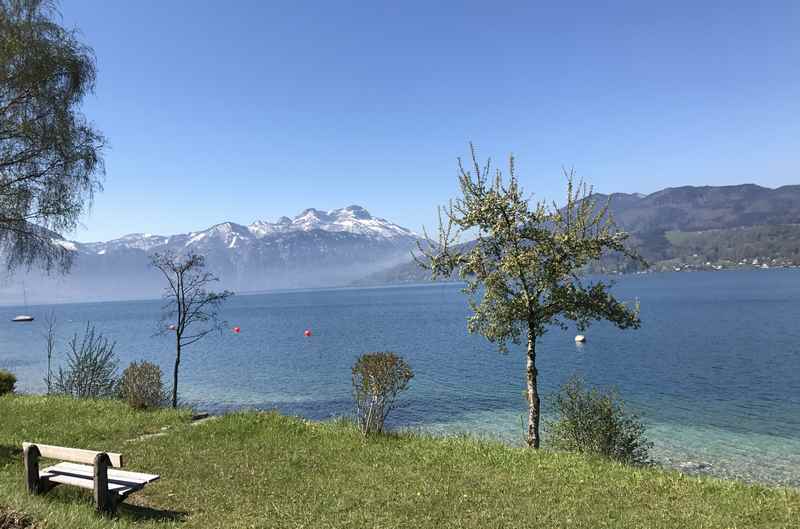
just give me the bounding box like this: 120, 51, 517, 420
59, 0, 799, 242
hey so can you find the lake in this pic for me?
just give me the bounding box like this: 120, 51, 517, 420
1, 269, 798, 487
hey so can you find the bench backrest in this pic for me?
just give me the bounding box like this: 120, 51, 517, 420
22, 442, 124, 468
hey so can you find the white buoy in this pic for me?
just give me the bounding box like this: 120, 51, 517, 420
574, 334, 586, 343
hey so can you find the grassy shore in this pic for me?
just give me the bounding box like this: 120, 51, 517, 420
0, 395, 798, 528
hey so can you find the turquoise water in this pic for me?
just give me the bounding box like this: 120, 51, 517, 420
1, 269, 799, 487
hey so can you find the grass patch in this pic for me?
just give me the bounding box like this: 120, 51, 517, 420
0, 395, 798, 528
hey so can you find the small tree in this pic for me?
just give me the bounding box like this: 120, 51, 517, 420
51, 322, 118, 398
419, 145, 642, 448
0, 0, 105, 273
352, 352, 413, 435
151, 251, 232, 408
549, 376, 652, 465
42, 310, 56, 393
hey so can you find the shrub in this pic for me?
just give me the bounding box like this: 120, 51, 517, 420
548, 376, 652, 465
119, 361, 166, 409
0, 369, 16, 395
51, 323, 119, 399
352, 352, 413, 435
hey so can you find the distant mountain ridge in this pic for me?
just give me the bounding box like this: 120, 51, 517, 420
1, 206, 421, 303
361, 184, 800, 284
79, 204, 416, 252
592, 184, 800, 233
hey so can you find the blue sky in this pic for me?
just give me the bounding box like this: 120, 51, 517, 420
60, 0, 799, 242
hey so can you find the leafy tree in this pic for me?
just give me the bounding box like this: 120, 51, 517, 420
151, 252, 232, 408
419, 145, 642, 448
0, 0, 105, 272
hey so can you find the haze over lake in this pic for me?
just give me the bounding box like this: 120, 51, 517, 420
2, 269, 798, 487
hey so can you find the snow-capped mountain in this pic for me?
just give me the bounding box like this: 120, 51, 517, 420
1, 206, 422, 303
79, 205, 416, 250
248, 205, 415, 239
77, 205, 417, 255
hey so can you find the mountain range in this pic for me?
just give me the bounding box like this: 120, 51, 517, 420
594, 184, 800, 272
591, 184, 800, 233
362, 184, 800, 284
3, 184, 800, 304
0, 205, 421, 304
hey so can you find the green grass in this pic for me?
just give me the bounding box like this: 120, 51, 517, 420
1, 395, 798, 528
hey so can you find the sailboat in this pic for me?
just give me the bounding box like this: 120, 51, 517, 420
12, 285, 34, 322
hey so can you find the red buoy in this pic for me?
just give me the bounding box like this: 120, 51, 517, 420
304, 329, 312, 337
233, 326, 241, 334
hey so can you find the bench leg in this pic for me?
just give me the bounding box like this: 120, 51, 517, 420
23, 444, 40, 495
93, 453, 116, 515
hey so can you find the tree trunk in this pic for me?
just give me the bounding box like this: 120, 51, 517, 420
172, 337, 181, 409
525, 326, 540, 448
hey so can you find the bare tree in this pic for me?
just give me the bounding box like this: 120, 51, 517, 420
51, 322, 118, 399
151, 251, 232, 408
42, 309, 56, 393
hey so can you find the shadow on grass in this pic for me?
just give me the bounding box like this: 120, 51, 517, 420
1, 482, 187, 524
0, 444, 22, 466
43, 490, 189, 523
119, 503, 188, 523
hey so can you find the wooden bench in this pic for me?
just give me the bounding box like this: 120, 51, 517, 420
22, 442, 160, 514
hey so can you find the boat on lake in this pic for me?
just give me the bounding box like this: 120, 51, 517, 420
12, 286, 34, 322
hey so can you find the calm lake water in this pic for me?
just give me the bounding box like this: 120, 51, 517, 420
1, 269, 799, 487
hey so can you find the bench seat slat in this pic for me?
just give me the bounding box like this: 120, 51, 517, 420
40, 463, 159, 495
50, 462, 160, 484
41, 472, 134, 493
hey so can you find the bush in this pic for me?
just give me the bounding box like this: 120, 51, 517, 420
51, 323, 119, 399
0, 369, 16, 395
548, 376, 652, 465
352, 352, 413, 435
119, 361, 166, 409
